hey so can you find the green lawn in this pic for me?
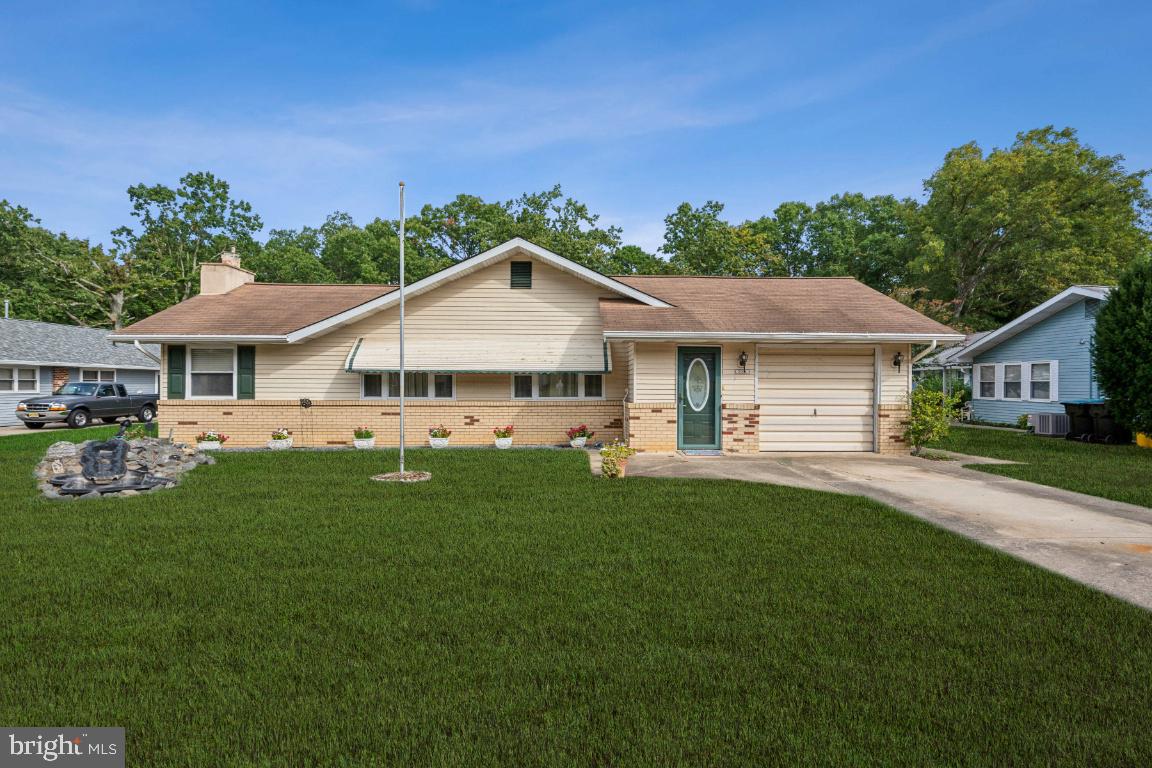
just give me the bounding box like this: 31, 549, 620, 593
2, 429, 1151, 766
932, 426, 1152, 508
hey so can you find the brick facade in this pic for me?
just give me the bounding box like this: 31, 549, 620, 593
721, 402, 760, 454
624, 401, 761, 453
157, 400, 625, 448
625, 402, 678, 452
877, 403, 911, 455
52, 367, 69, 391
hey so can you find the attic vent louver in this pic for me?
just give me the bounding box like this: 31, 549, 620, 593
510, 261, 532, 289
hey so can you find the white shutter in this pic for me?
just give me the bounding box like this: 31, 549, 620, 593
994, 363, 1004, 400
1049, 360, 1060, 402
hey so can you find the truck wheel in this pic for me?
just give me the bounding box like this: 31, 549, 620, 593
137, 405, 156, 423
67, 409, 90, 429
24, 422, 45, 429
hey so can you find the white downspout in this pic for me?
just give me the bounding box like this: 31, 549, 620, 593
134, 340, 161, 364
911, 340, 938, 364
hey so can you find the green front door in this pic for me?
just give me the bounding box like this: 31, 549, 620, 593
677, 347, 721, 450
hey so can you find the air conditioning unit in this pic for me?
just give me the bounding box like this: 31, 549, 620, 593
1033, 412, 1069, 437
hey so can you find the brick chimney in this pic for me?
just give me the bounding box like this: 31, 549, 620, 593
200, 246, 255, 295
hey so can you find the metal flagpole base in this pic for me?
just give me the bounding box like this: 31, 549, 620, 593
371, 471, 431, 483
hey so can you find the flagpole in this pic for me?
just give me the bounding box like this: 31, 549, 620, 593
398, 181, 406, 476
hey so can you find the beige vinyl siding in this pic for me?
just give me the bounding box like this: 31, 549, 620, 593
632, 343, 677, 402
253, 256, 623, 401
879, 343, 912, 404
348, 256, 613, 372
720, 343, 756, 402
758, 345, 876, 451
622, 342, 635, 403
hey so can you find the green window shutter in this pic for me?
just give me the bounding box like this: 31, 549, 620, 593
237, 346, 256, 400
167, 345, 186, 400
510, 261, 532, 288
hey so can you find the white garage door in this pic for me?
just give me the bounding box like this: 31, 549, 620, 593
758, 347, 875, 452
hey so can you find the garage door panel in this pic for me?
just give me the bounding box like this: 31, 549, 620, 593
758, 346, 875, 452
763, 405, 873, 416
762, 441, 874, 452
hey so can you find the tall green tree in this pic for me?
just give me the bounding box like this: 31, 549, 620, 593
113, 171, 263, 309
662, 201, 782, 276
1092, 258, 1152, 434
413, 185, 627, 273
912, 127, 1152, 326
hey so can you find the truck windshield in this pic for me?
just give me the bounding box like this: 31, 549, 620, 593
54, 383, 98, 396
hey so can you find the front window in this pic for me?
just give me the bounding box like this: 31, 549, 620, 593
978, 365, 995, 399
1030, 363, 1051, 400
0, 367, 37, 393
81, 369, 115, 383
512, 373, 604, 399
1002, 364, 1022, 399
189, 348, 235, 398
362, 373, 454, 399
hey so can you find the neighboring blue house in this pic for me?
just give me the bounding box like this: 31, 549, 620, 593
957, 286, 1111, 425
0, 318, 160, 427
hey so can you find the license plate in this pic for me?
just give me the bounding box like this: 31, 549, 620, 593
27, 413, 42, 418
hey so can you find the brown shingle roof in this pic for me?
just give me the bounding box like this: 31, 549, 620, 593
604, 276, 960, 336
113, 283, 396, 337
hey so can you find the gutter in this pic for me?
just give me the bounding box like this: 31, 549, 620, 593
605, 331, 966, 343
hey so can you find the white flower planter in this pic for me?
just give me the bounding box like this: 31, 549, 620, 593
353, 437, 376, 449
268, 438, 293, 450
569, 437, 587, 448
494, 437, 513, 450
197, 441, 222, 451
429, 436, 450, 449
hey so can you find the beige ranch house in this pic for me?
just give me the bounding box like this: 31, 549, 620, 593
110, 239, 962, 453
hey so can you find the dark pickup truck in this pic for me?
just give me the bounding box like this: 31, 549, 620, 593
16, 382, 158, 429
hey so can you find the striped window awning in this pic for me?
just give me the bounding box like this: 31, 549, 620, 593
345, 337, 613, 374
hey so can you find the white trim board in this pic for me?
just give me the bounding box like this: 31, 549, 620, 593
957, 286, 1111, 361
283, 239, 671, 343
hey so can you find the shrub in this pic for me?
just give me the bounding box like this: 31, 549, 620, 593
492, 425, 515, 439
904, 387, 961, 455
271, 427, 290, 440
1093, 258, 1152, 435
599, 440, 637, 479
353, 426, 374, 439
196, 430, 229, 444
428, 425, 452, 438
1015, 414, 1031, 431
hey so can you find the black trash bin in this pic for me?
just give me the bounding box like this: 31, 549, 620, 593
1062, 400, 1096, 441
1090, 402, 1132, 444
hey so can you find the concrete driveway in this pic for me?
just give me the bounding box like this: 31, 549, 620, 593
628, 452, 1152, 610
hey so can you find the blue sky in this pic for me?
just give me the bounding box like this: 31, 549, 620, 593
2, 0, 1150, 252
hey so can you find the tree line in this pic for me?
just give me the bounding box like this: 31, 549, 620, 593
2, 126, 1148, 331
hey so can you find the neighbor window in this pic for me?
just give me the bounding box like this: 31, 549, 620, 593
1030, 363, 1051, 400
0, 367, 38, 393
1002, 364, 1022, 399
189, 348, 235, 398
361, 373, 454, 399
81, 369, 116, 383
512, 373, 604, 399
978, 365, 995, 399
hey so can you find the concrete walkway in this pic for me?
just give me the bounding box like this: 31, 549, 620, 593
627, 452, 1152, 610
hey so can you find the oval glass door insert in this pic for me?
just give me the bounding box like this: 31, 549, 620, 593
686, 357, 709, 412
